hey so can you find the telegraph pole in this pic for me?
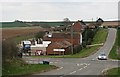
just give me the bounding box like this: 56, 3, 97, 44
71, 23, 74, 54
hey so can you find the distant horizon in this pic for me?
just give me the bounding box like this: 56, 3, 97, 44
1, 18, 119, 22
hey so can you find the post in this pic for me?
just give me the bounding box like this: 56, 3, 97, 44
71, 23, 74, 54
63, 51, 64, 57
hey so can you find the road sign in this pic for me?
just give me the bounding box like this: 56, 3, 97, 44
53, 49, 65, 52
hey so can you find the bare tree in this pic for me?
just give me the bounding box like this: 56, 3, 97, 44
63, 18, 71, 31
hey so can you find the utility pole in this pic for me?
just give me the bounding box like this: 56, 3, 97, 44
71, 23, 74, 54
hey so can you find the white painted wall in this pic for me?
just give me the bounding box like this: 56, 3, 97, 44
80, 33, 82, 45
31, 41, 51, 47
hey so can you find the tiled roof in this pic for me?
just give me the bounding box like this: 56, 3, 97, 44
43, 32, 80, 40
49, 40, 72, 49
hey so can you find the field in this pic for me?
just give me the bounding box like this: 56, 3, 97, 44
2, 27, 47, 40
1, 21, 66, 28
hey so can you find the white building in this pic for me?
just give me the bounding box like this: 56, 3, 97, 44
30, 41, 51, 55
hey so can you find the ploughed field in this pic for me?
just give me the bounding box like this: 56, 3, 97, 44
2, 27, 47, 39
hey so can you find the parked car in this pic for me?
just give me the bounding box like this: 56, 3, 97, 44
98, 52, 107, 60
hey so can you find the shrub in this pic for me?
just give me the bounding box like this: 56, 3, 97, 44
2, 39, 18, 64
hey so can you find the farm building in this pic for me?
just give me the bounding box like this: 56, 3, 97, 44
46, 40, 72, 55
21, 40, 51, 55
101, 21, 120, 28
30, 41, 51, 55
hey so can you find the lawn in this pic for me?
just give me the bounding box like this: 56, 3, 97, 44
109, 29, 120, 60
32, 28, 108, 58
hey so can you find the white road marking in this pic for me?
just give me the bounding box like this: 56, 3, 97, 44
59, 75, 64, 77
92, 59, 95, 61
57, 67, 63, 70
69, 71, 77, 74
79, 68, 83, 71
80, 64, 83, 65
101, 68, 109, 73
83, 66, 87, 68
56, 60, 61, 61
50, 62, 58, 63
50, 62, 53, 63
112, 60, 119, 61
77, 64, 80, 66
87, 63, 90, 66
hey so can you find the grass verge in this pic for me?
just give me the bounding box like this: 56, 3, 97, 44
103, 67, 120, 77
92, 28, 108, 44
2, 58, 57, 76
109, 29, 120, 60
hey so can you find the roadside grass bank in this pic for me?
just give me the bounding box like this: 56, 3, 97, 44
103, 67, 120, 77
92, 28, 108, 44
2, 36, 57, 76
31, 28, 108, 58
109, 29, 120, 60
2, 58, 57, 76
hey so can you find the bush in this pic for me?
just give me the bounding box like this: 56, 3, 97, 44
82, 28, 98, 46
2, 40, 18, 64
35, 31, 45, 39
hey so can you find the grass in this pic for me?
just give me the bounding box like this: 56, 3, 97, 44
109, 29, 120, 60
2, 58, 57, 76
1, 21, 65, 28
32, 28, 108, 58
92, 28, 108, 44
103, 67, 120, 77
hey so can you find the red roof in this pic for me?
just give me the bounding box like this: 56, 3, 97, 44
48, 40, 72, 49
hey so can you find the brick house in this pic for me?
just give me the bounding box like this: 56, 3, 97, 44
71, 20, 86, 32
43, 32, 82, 45
46, 40, 72, 55
43, 33, 82, 55
43, 20, 84, 55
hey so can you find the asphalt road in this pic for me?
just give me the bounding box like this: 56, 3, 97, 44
23, 28, 119, 76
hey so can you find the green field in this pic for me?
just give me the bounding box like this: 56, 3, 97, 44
1, 21, 66, 28
32, 28, 108, 58
109, 29, 120, 60
1, 22, 29, 28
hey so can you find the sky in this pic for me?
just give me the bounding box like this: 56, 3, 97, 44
0, 0, 120, 22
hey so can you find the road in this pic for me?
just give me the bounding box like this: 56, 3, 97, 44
23, 28, 119, 76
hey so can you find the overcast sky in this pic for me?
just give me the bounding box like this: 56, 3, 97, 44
0, 0, 119, 22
